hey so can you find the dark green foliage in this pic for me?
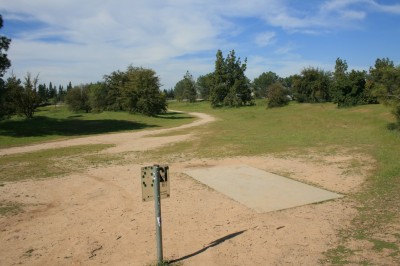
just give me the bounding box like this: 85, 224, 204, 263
65, 85, 91, 113
197, 72, 214, 100
103, 70, 127, 111
292, 67, 332, 103
12, 73, 41, 118
163, 88, 174, 100
267, 82, 290, 108
0, 14, 12, 120
210, 49, 252, 107
174, 71, 197, 102
37, 83, 48, 103
331, 58, 377, 107
95, 66, 167, 116
369, 58, 400, 124
252, 71, 280, 98
121, 66, 166, 116
88, 82, 108, 112
0, 15, 11, 78
173, 79, 186, 102
1, 74, 19, 119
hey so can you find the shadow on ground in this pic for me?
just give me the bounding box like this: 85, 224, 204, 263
155, 112, 194, 120
168, 230, 247, 263
0, 116, 159, 138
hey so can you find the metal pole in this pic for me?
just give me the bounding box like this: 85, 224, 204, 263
153, 165, 163, 264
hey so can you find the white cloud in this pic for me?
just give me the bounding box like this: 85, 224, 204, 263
1, 0, 399, 89
255, 31, 276, 47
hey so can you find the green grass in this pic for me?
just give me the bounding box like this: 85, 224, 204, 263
163, 100, 392, 157
0, 105, 195, 148
0, 144, 122, 182
0, 201, 23, 216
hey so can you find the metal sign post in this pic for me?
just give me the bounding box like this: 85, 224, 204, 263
141, 165, 169, 265
153, 165, 163, 264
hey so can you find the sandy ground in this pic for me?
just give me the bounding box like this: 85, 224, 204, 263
0, 112, 375, 265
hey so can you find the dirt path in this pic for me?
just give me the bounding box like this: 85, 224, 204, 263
0, 111, 378, 265
0, 112, 216, 156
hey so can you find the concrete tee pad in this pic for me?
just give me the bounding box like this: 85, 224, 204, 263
184, 165, 343, 213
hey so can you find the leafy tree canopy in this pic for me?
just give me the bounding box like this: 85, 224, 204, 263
252, 71, 280, 98
210, 49, 252, 107
174, 71, 197, 102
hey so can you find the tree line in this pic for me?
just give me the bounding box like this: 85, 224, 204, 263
1, 12, 399, 127
173, 50, 400, 126
65, 66, 167, 116
0, 14, 166, 119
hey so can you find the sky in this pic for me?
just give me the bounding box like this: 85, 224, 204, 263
1, 0, 400, 90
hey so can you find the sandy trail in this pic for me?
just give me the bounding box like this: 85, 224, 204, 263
0, 111, 382, 265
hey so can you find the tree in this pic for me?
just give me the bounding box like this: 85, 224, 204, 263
65, 85, 91, 113
252, 71, 279, 98
103, 70, 127, 111
174, 71, 197, 102
197, 72, 214, 100
122, 66, 166, 116
88, 82, 108, 112
163, 88, 174, 100
0, 15, 11, 78
0, 14, 12, 119
210, 49, 252, 107
173, 79, 186, 102
331, 58, 377, 107
2, 74, 20, 118
101, 66, 166, 115
67, 81, 73, 91
369, 58, 400, 125
267, 82, 290, 108
12, 73, 41, 118
38, 83, 48, 104
292, 67, 332, 103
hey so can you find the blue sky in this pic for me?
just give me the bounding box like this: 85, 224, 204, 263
1, 0, 400, 89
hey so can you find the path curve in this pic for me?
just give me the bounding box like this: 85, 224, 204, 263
0, 111, 216, 156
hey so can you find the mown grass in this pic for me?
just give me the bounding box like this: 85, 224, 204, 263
162, 100, 390, 157
0, 105, 195, 148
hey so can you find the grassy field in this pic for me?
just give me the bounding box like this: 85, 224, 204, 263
0, 105, 196, 148
1, 100, 399, 263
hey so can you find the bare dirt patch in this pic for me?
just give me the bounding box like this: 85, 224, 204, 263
0, 112, 375, 265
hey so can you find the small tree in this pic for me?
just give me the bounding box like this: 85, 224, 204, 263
65, 85, 91, 113
0, 14, 12, 120
292, 67, 332, 103
174, 71, 197, 102
369, 58, 400, 125
210, 49, 252, 107
88, 82, 108, 112
252, 71, 279, 98
197, 72, 214, 100
173, 79, 186, 102
267, 82, 290, 108
122, 66, 167, 116
11, 73, 41, 118
2, 73, 20, 118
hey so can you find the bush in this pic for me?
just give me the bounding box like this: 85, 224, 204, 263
65, 86, 91, 113
267, 82, 290, 108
